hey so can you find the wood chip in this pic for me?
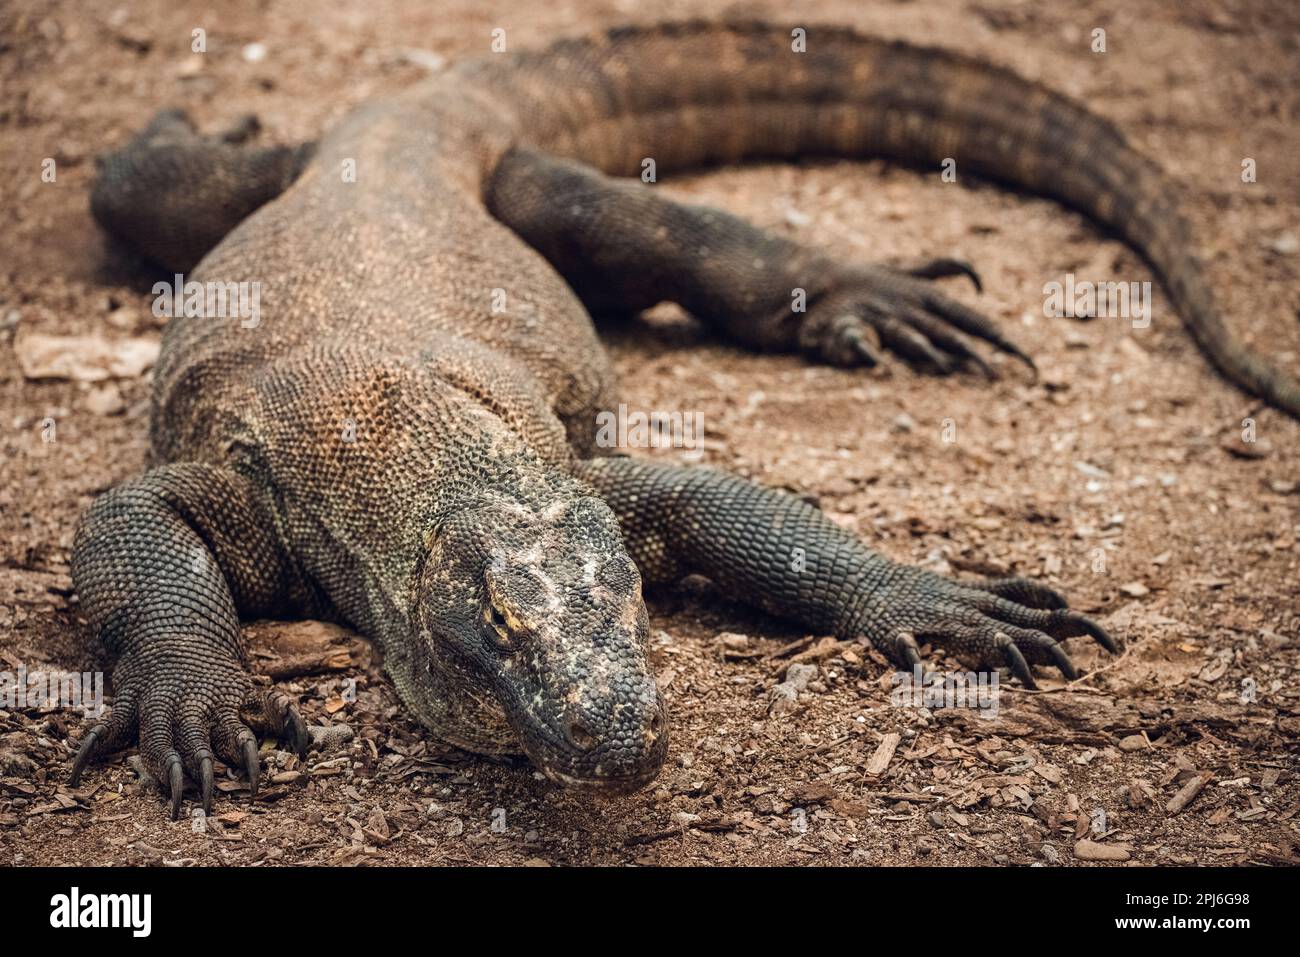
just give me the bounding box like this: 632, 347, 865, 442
865, 732, 901, 778
1166, 771, 1213, 815
1074, 839, 1132, 861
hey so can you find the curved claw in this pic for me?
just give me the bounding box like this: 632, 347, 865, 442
873, 315, 956, 373
1044, 642, 1080, 681
895, 631, 923, 670
68, 726, 103, 787
844, 325, 882, 367
1081, 617, 1119, 655
198, 753, 214, 815
923, 293, 1037, 377
996, 633, 1038, 689
960, 349, 996, 380
903, 257, 983, 293
1049, 609, 1120, 655
285, 706, 310, 758
242, 738, 260, 798
900, 307, 996, 379
166, 757, 184, 821
997, 340, 1037, 380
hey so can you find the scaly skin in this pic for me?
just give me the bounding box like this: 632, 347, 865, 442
81, 17, 1300, 818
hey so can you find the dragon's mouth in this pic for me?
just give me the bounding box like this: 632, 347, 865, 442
537, 761, 664, 796
512, 696, 670, 797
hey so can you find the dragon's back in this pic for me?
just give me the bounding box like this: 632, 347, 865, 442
149, 87, 614, 467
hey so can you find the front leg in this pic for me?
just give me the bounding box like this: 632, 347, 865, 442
69, 463, 310, 818
487, 147, 1030, 374
576, 458, 1116, 688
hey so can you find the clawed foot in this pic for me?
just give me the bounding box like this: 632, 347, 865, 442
69, 659, 309, 820
798, 258, 1034, 377
859, 572, 1117, 690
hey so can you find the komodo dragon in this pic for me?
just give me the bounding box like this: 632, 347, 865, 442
70, 20, 1293, 820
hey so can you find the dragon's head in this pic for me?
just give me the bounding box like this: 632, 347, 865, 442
415, 485, 667, 794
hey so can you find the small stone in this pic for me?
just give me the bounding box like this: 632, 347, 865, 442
308, 723, 354, 752
242, 42, 267, 63
717, 632, 750, 651
176, 54, 204, 77
398, 48, 446, 72
81, 383, 124, 416
1119, 582, 1149, 598
768, 661, 819, 717
1268, 232, 1299, 255
785, 662, 819, 691
783, 207, 812, 228
768, 683, 800, 716
1118, 734, 1147, 752
1221, 435, 1272, 459
1118, 337, 1149, 363
104, 306, 140, 331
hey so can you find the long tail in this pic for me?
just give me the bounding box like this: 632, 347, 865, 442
463, 19, 1300, 417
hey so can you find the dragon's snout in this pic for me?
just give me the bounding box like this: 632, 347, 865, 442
522, 672, 669, 795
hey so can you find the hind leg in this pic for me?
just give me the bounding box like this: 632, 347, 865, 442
92, 108, 314, 272
488, 147, 1031, 376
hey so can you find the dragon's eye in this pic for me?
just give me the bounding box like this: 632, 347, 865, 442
486, 604, 514, 652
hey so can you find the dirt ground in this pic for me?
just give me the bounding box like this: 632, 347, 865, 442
1, 0, 1297, 867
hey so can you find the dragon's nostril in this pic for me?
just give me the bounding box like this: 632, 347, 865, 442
649, 711, 663, 735
566, 719, 598, 752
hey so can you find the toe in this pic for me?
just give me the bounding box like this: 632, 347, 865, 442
991, 631, 1038, 689
68, 693, 138, 787
920, 288, 1036, 373
867, 312, 956, 372
898, 307, 995, 378
886, 630, 924, 670
213, 714, 261, 797
995, 623, 1079, 681
973, 576, 1069, 610
176, 718, 217, 815
163, 751, 184, 821
249, 688, 310, 758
